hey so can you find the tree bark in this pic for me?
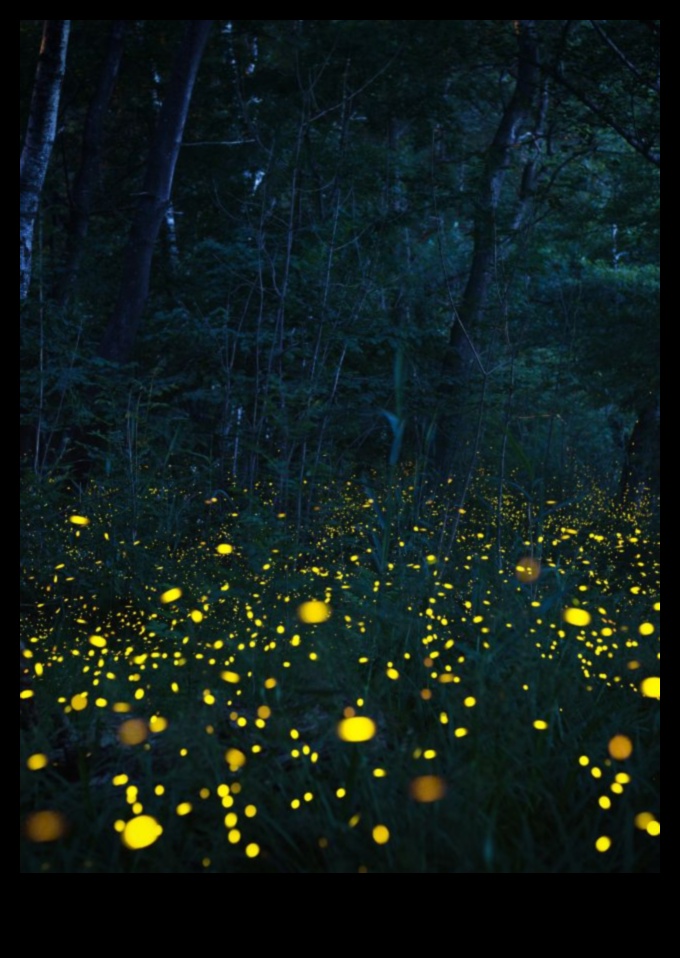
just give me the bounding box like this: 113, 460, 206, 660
20, 20, 70, 302
619, 397, 660, 503
99, 20, 213, 363
435, 20, 541, 473
57, 20, 127, 305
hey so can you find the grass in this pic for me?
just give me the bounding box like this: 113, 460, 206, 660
20, 471, 660, 873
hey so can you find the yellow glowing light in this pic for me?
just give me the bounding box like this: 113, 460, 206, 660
297, 600, 331, 623
639, 622, 655, 636
386, 668, 400, 680
608, 735, 633, 760
647, 821, 660, 836
595, 836, 612, 853
71, 693, 88, 711
160, 587, 182, 604
454, 727, 469, 738
599, 796, 612, 810
337, 716, 377, 742
89, 635, 107, 649
225, 748, 247, 770
563, 608, 592, 627
533, 720, 549, 730
216, 543, 234, 554
409, 775, 447, 803
464, 696, 476, 708
190, 610, 204, 623
122, 815, 163, 850
24, 810, 68, 842
372, 825, 390, 845
118, 719, 148, 745
245, 843, 260, 858
640, 676, 660, 699
515, 557, 541, 583
635, 812, 655, 830
149, 715, 168, 732
26, 753, 48, 771
220, 670, 241, 684
69, 515, 90, 526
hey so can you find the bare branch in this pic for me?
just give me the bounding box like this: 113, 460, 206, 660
588, 20, 659, 94
181, 139, 255, 147
536, 58, 660, 167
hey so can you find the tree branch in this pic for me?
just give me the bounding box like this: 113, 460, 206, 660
588, 20, 659, 94
535, 58, 659, 167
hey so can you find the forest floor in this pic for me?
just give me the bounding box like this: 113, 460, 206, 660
20, 473, 660, 872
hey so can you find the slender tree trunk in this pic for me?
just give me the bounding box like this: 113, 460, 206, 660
20, 20, 70, 302
99, 20, 213, 363
619, 397, 660, 503
435, 20, 541, 474
57, 20, 127, 305
446, 20, 541, 374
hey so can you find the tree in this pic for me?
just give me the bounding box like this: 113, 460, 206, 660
57, 20, 127, 305
20, 20, 70, 302
436, 19, 543, 474
540, 20, 660, 167
19, 21, 659, 512
99, 20, 213, 364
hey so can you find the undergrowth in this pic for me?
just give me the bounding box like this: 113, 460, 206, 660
20, 472, 660, 873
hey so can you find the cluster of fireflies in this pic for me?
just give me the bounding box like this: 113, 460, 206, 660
20, 482, 659, 870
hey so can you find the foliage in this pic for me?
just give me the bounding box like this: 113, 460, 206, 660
20, 21, 659, 872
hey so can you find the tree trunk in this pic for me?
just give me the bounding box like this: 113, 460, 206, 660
619, 397, 660, 503
99, 20, 213, 364
20, 20, 70, 302
435, 20, 541, 474
57, 20, 127, 306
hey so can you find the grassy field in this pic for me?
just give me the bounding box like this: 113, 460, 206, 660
20, 473, 660, 873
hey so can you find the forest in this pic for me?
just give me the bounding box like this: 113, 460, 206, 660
20, 20, 660, 873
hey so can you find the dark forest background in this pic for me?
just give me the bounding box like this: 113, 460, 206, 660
20, 20, 659, 510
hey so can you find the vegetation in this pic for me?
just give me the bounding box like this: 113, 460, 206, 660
20, 20, 659, 873
20, 473, 659, 873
